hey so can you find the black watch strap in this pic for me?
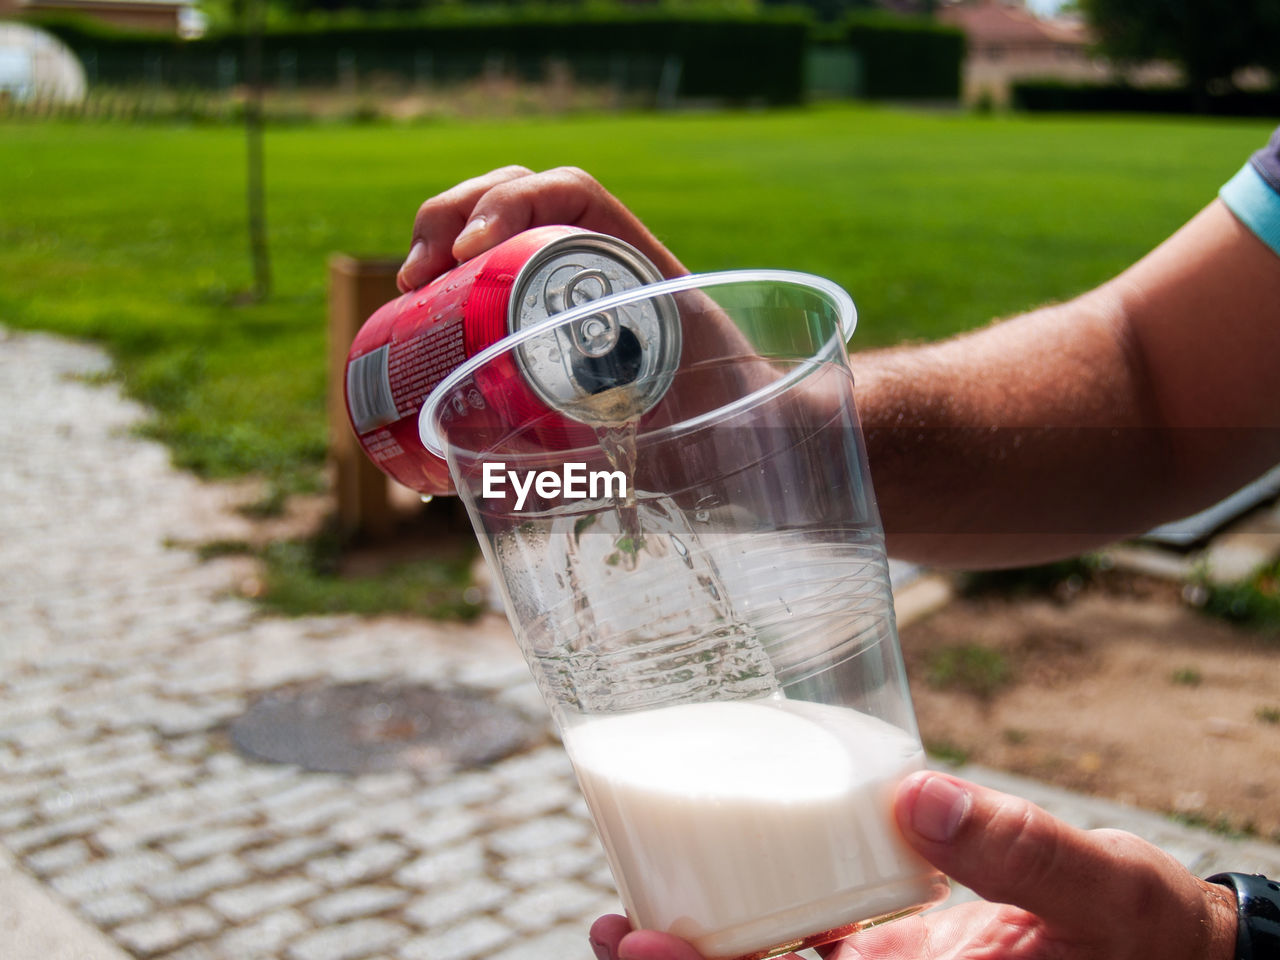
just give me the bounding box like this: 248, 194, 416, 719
1207, 872, 1280, 960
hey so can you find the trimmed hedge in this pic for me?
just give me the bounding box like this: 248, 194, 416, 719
844, 12, 963, 101
37, 6, 812, 104
1012, 79, 1280, 117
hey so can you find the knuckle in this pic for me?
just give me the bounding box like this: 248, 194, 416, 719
414, 196, 438, 221
1089, 829, 1168, 915
413, 193, 456, 230
1090, 827, 1141, 851
497, 163, 534, 178
433, 166, 532, 211
994, 804, 1063, 892
474, 166, 533, 199
482, 178, 529, 206
551, 165, 598, 188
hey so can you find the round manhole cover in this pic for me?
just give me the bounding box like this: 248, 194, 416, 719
229, 681, 540, 775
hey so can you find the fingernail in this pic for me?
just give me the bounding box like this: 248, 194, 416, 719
456, 215, 488, 246
911, 774, 970, 843
589, 937, 612, 960
400, 240, 426, 276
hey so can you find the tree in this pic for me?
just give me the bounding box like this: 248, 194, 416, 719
238, 0, 271, 302
1080, 0, 1280, 99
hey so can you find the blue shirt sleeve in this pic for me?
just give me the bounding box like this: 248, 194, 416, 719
1219, 126, 1280, 258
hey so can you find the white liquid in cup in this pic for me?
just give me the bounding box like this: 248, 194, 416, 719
565, 698, 945, 960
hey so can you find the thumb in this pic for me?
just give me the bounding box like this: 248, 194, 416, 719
893, 771, 1103, 926
892, 771, 1231, 950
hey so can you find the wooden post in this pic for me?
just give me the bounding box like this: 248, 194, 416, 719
328, 254, 402, 540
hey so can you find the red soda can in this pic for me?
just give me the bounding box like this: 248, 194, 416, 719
344, 225, 681, 496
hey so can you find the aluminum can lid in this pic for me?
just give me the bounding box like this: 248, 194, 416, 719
508, 234, 681, 425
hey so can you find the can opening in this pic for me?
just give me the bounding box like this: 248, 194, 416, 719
572, 325, 643, 395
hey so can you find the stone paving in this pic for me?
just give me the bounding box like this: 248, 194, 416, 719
2, 324, 1279, 960
0, 327, 617, 960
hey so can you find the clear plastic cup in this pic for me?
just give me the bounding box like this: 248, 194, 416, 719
420, 270, 948, 960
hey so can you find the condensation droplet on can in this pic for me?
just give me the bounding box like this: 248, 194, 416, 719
420, 494, 434, 504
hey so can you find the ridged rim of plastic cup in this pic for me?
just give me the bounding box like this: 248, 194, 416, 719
418, 268, 856, 459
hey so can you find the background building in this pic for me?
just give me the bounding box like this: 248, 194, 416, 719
0, 0, 198, 36
938, 0, 1100, 105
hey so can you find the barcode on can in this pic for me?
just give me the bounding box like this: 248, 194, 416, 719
347, 345, 398, 434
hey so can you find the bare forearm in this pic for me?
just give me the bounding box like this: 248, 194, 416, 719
853, 201, 1280, 568
852, 292, 1168, 567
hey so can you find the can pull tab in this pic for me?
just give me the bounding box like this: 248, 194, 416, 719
551, 268, 620, 359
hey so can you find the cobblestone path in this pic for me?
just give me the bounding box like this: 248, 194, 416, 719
0, 327, 619, 960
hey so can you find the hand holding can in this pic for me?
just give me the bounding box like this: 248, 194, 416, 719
346, 226, 681, 497
397, 166, 688, 293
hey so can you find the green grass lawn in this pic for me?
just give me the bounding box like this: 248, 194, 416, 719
2, 105, 1273, 496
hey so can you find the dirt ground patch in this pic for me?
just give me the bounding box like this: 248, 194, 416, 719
901, 573, 1280, 840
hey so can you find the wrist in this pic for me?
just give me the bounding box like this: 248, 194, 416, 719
1206, 873, 1280, 960
1199, 877, 1244, 960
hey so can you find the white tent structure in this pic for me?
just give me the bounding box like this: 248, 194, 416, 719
0, 22, 86, 104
